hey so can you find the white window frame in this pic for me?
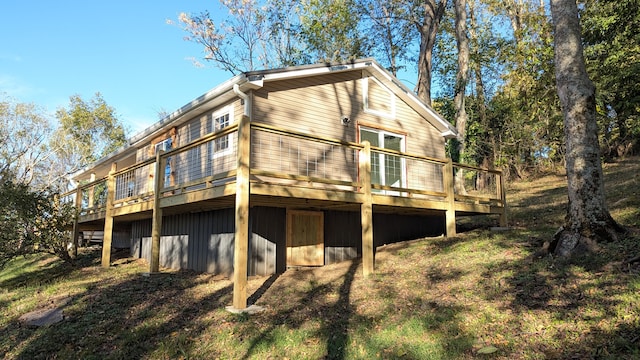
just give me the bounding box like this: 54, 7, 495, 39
154, 137, 172, 154
153, 138, 173, 187
362, 76, 396, 119
359, 126, 407, 194
209, 106, 235, 159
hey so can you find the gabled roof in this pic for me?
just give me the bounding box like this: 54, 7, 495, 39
73, 59, 457, 180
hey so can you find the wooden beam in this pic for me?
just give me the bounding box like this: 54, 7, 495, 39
71, 188, 82, 257
498, 173, 508, 227
444, 159, 456, 237
233, 115, 251, 310
150, 150, 165, 273
250, 182, 363, 203
360, 141, 374, 277
101, 164, 117, 268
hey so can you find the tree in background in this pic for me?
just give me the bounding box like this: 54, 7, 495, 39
414, 0, 449, 106
0, 179, 75, 268
176, 0, 276, 73
299, 0, 367, 62
0, 94, 128, 266
177, 0, 637, 179
582, 0, 640, 159
549, 0, 625, 256
0, 98, 53, 188
52, 93, 127, 189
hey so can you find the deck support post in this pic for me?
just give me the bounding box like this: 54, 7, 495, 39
150, 150, 166, 273
101, 163, 117, 268
71, 188, 82, 257
233, 115, 251, 310
360, 141, 374, 277
444, 159, 457, 237
498, 173, 508, 227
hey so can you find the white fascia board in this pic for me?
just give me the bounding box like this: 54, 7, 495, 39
252, 61, 371, 82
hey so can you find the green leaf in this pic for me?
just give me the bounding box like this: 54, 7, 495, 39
477, 346, 499, 354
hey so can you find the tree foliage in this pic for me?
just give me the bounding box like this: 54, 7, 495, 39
52, 93, 127, 187
177, 0, 637, 174
0, 97, 53, 187
582, 0, 640, 159
0, 95, 127, 267
0, 180, 75, 268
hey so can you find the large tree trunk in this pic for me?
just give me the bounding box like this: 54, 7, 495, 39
550, 0, 625, 256
453, 0, 469, 155
452, 0, 470, 192
415, 0, 448, 106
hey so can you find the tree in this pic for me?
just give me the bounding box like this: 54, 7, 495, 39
299, 0, 368, 62
177, 0, 276, 73
360, 0, 414, 76
0, 97, 77, 267
0, 97, 53, 188
0, 178, 75, 268
452, 0, 469, 160
582, 0, 640, 159
415, 0, 449, 106
549, 0, 625, 256
52, 93, 127, 189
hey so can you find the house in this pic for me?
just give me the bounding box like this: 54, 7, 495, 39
67, 59, 507, 309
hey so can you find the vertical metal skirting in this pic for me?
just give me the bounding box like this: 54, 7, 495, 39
129, 207, 284, 276
324, 210, 360, 265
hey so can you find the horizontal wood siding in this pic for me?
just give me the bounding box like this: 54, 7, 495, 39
252, 71, 446, 193
135, 100, 243, 190
253, 71, 362, 140
129, 207, 281, 276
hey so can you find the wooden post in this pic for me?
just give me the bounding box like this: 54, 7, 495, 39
360, 141, 374, 277
444, 159, 457, 237
71, 188, 82, 257
88, 173, 96, 208
233, 115, 251, 309
101, 164, 117, 268
150, 150, 165, 273
498, 172, 508, 227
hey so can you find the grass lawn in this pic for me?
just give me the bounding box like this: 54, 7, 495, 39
1, 157, 639, 359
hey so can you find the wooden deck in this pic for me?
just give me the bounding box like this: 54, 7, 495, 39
63, 115, 507, 309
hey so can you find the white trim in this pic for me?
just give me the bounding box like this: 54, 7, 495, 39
154, 138, 172, 154
209, 105, 235, 159
362, 77, 396, 119
359, 126, 407, 194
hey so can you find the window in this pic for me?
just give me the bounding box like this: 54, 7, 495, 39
213, 113, 230, 151
360, 127, 406, 194
154, 137, 172, 154
209, 106, 234, 158
154, 138, 173, 186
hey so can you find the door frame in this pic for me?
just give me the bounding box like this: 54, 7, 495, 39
286, 209, 324, 267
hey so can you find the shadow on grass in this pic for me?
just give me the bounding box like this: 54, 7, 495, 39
473, 226, 640, 357
242, 260, 360, 360
9, 267, 235, 359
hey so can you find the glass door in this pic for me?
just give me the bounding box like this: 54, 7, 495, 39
360, 127, 405, 194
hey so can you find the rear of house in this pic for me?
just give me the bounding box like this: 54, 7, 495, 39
70, 59, 505, 288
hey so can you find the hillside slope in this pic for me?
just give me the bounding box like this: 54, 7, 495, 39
1, 157, 638, 359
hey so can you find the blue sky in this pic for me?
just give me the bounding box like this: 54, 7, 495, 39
0, 1, 230, 134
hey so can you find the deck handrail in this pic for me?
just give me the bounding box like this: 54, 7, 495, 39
73, 120, 506, 220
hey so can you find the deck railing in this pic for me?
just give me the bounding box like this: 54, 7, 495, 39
69, 121, 505, 218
